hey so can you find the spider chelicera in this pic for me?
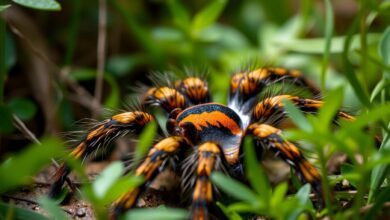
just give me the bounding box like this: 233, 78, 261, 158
49, 67, 355, 220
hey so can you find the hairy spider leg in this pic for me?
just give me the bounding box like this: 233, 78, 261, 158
49, 111, 154, 197
229, 68, 320, 105
247, 123, 323, 205
110, 136, 189, 220
143, 86, 188, 113
252, 95, 355, 124
175, 77, 211, 105
191, 142, 221, 220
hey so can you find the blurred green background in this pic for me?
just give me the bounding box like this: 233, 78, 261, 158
1, 0, 390, 219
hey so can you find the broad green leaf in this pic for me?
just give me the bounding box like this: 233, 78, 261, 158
125, 207, 188, 220
132, 121, 157, 168
12, 0, 61, 11
8, 98, 37, 120
380, 26, 390, 78
38, 197, 68, 220
0, 105, 14, 134
295, 183, 312, 205
93, 161, 124, 199
191, 0, 227, 34
211, 172, 259, 205
0, 203, 50, 220
0, 5, 10, 12
243, 137, 271, 202
0, 138, 65, 193
282, 99, 312, 132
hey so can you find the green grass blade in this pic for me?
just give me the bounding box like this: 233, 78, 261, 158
243, 137, 271, 202
320, 0, 334, 90
342, 15, 371, 108
191, 0, 227, 35
282, 99, 312, 132
211, 172, 259, 205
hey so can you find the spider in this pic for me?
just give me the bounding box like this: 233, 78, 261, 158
49, 67, 355, 220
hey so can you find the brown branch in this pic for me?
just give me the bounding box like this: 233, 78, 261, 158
94, 0, 108, 118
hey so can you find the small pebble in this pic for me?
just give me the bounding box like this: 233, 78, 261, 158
76, 207, 86, 218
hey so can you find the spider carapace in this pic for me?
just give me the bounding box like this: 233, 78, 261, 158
49, 67, 355, 220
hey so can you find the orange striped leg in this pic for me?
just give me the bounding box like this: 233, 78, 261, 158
143, 87, 188, 113
230, 68, 320, 103
252, 95, 355, 123
175, 77, 211, 105
110, 136, 188, 220
247, 123, 323, 203
49, 111, 154, 197
191, 142, 221, 220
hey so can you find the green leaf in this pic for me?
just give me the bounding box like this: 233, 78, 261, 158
102, 175, 144, 204
317, 86, 344, 131
380, 26, 390, 78
93, 161, 124, 199
0, 5, 11, 11
12, 0, 61, 11
0, 203, 50, 220
216, 202, 243, 220
282, 99, 312, 132
295, 183, 312, 205
320, 0, 334, 89
132, 121, 157, 168
276, 34, 381, 54
125, 207, 188, 220
191, 0, 227, 34
368, 126, 390, 203
167, 0, 191, 30
270, 182, 288, 208
342, 16, 371, 108
243, 137, 271, 202
0, 105, 14, 134
211, 172, 259, 205
38, 197, 68, 220
8, 98, 37, 120
0, 138, 65, 193
107, 55, 143, 77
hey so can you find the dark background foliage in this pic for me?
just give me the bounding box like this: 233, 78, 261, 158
0, 0, 390, 219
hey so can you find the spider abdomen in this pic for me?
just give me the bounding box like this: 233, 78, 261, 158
176, 103, 244, 164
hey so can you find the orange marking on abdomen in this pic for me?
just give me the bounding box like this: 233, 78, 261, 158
179, 111, 242, 135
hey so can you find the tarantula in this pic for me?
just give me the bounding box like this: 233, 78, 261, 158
49, 67, 354, 220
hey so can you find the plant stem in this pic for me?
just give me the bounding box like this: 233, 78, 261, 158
317, 148, 334, 218
94, 0, 107, 118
